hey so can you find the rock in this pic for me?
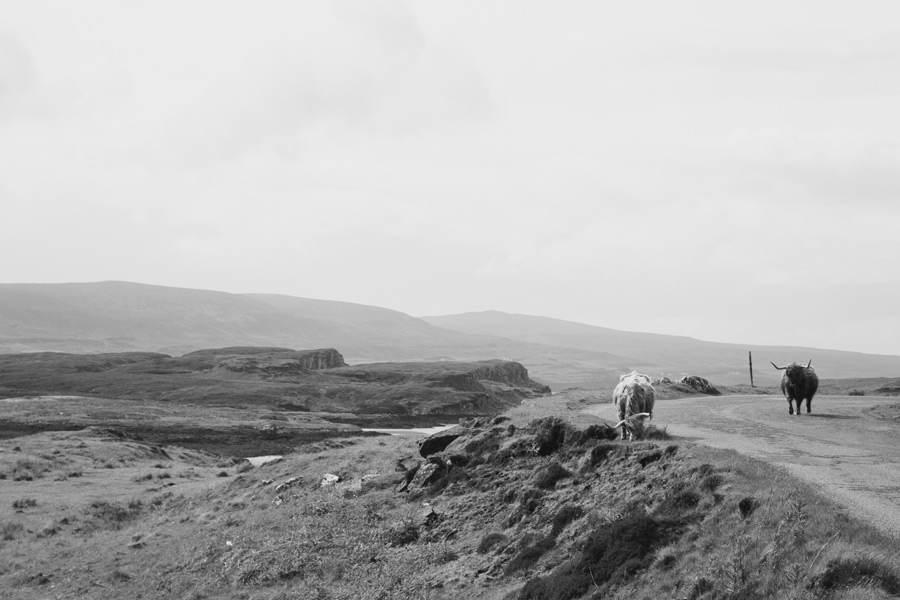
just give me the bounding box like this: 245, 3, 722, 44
274, 476, 302, 493
584, 443, 618, 467
636, 451, 663, 468
677, 375, 720, 395
408, 462, 445, 490
433, 451, 469, 467
321, 473, 340, 487
529, 417, 567, 456
419, 426, 468, 458
396, 455, 420, 472
397, 463, 420, 493
416, 504, 441, 527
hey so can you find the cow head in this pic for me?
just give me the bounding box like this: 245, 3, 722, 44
614, 412, 651, 440
771, 360, 812, 385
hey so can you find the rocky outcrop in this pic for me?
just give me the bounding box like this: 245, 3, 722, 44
217, 348, 347, 374
418, 426, 468, 458
677, 375, 720, 395
426, 361, 550, 395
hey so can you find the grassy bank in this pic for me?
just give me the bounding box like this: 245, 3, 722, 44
2, 394, 898, 600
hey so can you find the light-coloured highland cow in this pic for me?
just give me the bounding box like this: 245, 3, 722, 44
771, 360, 819, 415
612, 371, 655, 440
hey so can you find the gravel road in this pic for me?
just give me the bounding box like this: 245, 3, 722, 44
582, 394, 900, 538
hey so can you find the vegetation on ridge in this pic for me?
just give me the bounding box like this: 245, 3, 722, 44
2, 393, 898, 600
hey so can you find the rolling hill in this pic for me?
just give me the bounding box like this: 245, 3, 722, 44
422, 310, 900, 386
2, 281, 900, 388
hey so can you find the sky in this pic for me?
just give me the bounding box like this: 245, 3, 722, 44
3, 1, 900, 355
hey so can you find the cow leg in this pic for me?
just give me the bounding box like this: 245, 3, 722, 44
806, 398, 812, 414
788, 400, 794, 415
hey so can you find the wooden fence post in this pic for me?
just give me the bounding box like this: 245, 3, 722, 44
749, 351, 754, 388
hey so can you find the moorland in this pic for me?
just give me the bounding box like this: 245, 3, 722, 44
4, 387, 900, 600
3, 281, 900, 599
5, 281, 900, 388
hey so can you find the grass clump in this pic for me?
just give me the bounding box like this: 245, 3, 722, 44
478, 532, 508, 554
520, 512, 678, 599
1, 521, 25, 541
12, 498, 37, 509
529, 417, 568, 456
812, 556, 900, 595
700, 473, 725, 492
656, 489, 702, 516
83, 499, 143, 531
642, 424, 671, 440
10, 459, 48, 481
506, 535, 555, 575
534, 462, 571, 490
550, 505, 584, 537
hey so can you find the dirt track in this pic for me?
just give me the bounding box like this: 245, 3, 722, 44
583, 394, 900, 539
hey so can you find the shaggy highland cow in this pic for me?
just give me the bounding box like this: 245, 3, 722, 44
771, 360, 819, 415
612, 371, 655, 440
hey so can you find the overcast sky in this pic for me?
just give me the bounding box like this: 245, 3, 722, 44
3, 1, 900, 355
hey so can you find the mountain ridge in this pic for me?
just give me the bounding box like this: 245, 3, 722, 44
2, 281, 899, 387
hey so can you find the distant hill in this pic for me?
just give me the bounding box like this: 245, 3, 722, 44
422, 311, 900, 387
2, 282, 900, 388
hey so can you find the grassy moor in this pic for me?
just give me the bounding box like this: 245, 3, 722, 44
3, 380, 900, 599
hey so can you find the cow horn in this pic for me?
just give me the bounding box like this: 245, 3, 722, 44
770, 362, 786, 370
806, 359, 812, 368
614, 412, 651, 428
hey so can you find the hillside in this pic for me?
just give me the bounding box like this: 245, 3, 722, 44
0, 281, 502, 361
3, 282, 900, 388
3, 393, 899, 600
0, 282, 626, 388
423, 311, 900, 386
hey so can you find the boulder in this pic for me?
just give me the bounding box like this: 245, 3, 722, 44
396, 455, 420, 472
416, 504, 441, 528
408, 462, 446, 490
418, 426, 468, 458
677, 375, 720, 395
274, 476, 302, 493
320, 473, 340, 487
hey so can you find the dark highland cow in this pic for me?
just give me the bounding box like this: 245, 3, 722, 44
771, 360, 819, 415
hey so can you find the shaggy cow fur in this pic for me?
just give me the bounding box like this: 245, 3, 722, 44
771, 360, 819, 415
612, 371, 655, 440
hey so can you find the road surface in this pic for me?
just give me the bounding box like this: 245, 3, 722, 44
582, 394, 900, 538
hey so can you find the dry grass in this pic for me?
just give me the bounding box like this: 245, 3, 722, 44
2, 398, 899, 600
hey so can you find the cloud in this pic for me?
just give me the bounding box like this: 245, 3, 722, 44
134, 1, 494, 170
0, 31, 37, 120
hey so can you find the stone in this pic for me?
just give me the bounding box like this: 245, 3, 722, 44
408, 462, 445, 489
418, 426, 468, 458
274, 476, 302, 493
677, 375, 720, 395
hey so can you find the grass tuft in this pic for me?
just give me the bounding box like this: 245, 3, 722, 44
506, 535, 555, 574
478, 532, 508, 554
738, 497, 759, 518
550, 505, 584, 537
83, 499, 143, 531
534, 462, 572, 490
12, 497, 37, 509
813, 556, 900, 596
